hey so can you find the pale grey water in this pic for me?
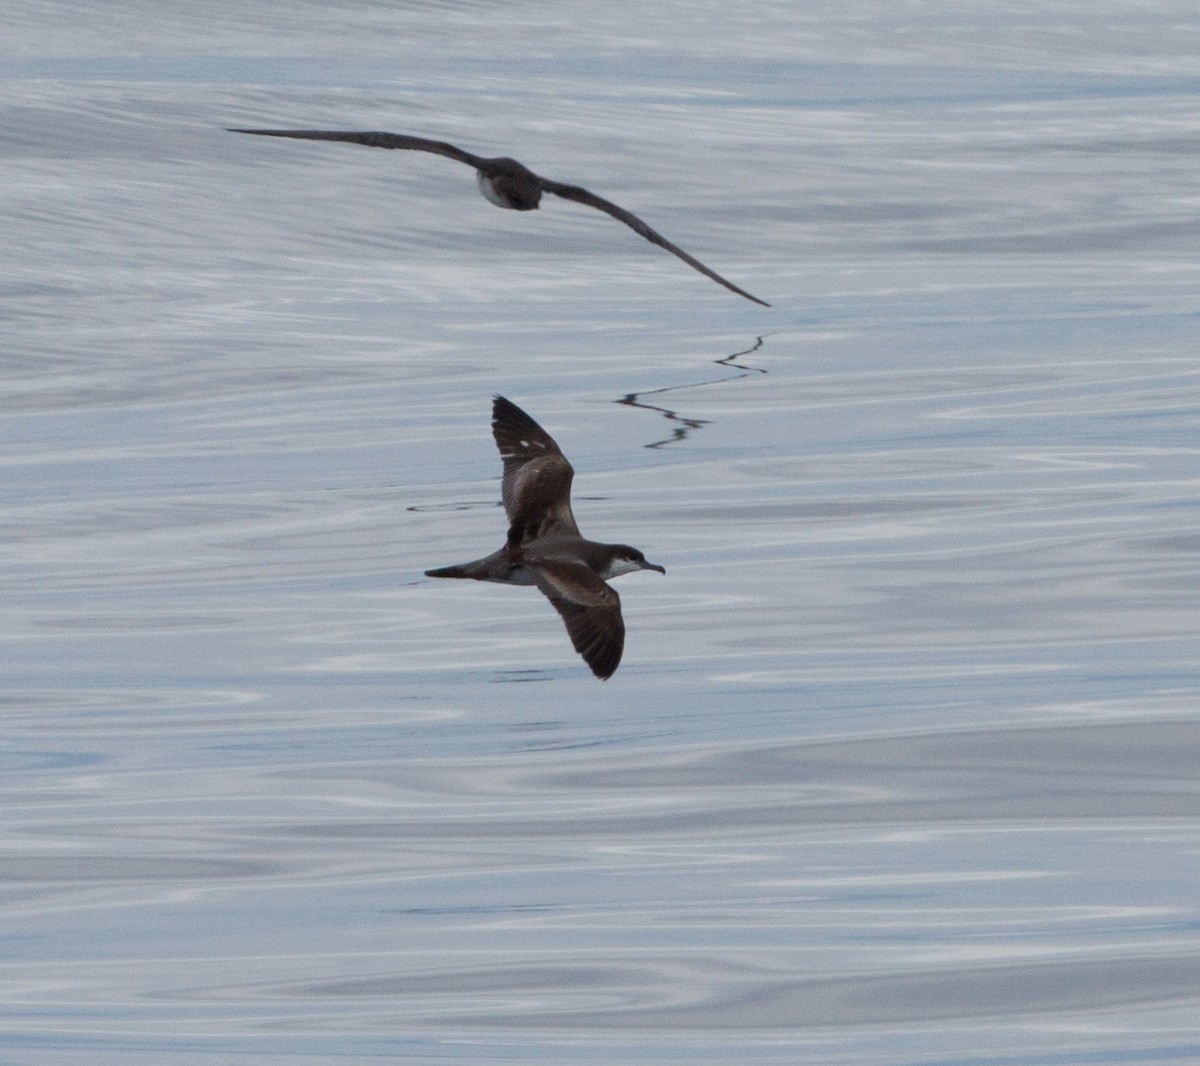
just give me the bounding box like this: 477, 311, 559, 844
3, 1, 1200, 1063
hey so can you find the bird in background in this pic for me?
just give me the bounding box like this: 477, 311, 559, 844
227, 127, 770, 306
425, 396, 665, 679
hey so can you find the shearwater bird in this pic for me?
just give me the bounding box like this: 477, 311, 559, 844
425, 396, 665, 679
227, 127, 770, 306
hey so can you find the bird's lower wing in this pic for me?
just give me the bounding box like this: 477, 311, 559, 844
540, 180, 770, 306
533, 562, 624, 679
227, 129, 485, 168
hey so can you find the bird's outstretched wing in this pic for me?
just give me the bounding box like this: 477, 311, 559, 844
229, 128, 769, 305
491, 396, 579, 540
538, 179, 771, 307
532, 561, 624, 679
227, 129, 487, 169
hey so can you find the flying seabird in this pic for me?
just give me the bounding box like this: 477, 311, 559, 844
425, 396, 665, 679
228, 127, 770, 306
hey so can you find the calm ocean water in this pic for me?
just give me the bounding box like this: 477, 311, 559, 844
3, 1, 1199, 1063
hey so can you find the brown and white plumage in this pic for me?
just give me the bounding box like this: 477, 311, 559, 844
227, 128, 770, 306
425, 396, 664, 679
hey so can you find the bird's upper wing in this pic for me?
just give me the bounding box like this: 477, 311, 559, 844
491, 396, 579, 539
532, 561, 624, 679
227, 129, 487, 168
538, 179, 770, 307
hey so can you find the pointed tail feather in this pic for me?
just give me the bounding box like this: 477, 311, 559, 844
425, 548, 520, 583
425, 563, 473, 578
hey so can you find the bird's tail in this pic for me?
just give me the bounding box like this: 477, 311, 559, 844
424, 549, 510, 580
425, 563, 475, 579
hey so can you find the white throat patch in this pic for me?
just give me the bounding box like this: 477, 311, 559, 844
599, 556, 645, 580
476, 172, 509, 209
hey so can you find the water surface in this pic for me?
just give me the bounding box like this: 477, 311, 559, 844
3, 0, 1199, 1062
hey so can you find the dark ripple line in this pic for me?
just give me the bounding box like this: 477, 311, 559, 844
618, 334, 769, 448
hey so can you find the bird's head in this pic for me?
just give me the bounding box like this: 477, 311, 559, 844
601, 545, 666, 580
476, 160, 543, 211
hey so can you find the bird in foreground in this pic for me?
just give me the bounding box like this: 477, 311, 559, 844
227, 127, 770, 307
425, 396, 665, 679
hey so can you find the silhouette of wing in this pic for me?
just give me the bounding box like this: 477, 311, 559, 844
227, 129, 486, 169
532, 561, 624, 679
491, 396, 579, 540
230, 128, 768, 305
538, 178, 771, 307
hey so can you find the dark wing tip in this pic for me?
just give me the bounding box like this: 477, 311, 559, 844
542, 181, 771, 307
588, 646, 622, 680
224, 128, 484, 166
563, 600, 625, 680
571, 613, 623, 679
491, 395, 556, 445
584, 634, 623, 679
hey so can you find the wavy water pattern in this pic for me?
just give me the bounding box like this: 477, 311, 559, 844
2, 0, 1199, 1062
